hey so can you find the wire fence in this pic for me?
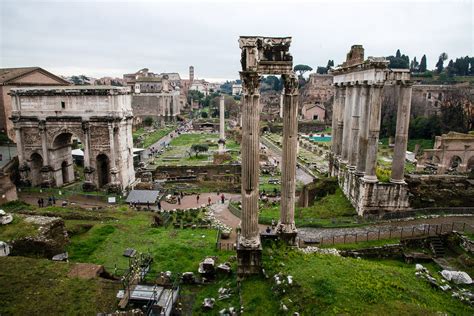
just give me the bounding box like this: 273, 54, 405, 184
299, 222, 474, 247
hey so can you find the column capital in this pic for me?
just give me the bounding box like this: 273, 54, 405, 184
82, 121, 90, 132
282, 73, 298, 95
240, 71, 261, 95
38, 120, 46, 132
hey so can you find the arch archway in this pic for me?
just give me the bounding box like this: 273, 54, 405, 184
51, 132, 81, 187
467, 156, 474, 172
30, 153, 43, 186
96, 154, 110, 188
450, 155, 462, 171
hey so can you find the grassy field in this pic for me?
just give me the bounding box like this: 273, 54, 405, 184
259, 187, 358, 227
154, 133, 240, 166
133, 125, 176, 148
259, 244, 473, 315
1, 201, 472, 315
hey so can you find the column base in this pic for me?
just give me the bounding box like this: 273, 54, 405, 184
276, 222, 297, 245
354, 170, 365, 176
389, 178, 406, 184
362, 175, 378, 183
82, 181, 97, 192
237, 242, 262, 277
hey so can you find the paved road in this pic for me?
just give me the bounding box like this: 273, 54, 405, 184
261, 140, 314, 185
298, 216, 474, 243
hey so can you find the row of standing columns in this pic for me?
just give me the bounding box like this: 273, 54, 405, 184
332, 81, 412, 183
239, 72, 299, 248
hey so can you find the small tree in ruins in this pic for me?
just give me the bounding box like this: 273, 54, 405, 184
191, 144, 209, 157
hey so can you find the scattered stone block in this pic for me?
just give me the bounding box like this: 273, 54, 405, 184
123, 248, 137, 258
52, 252, 68, 261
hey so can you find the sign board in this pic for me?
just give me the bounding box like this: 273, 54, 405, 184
108, 197, 116, 204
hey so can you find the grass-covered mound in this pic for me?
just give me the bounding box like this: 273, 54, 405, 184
0, 256, 119, 315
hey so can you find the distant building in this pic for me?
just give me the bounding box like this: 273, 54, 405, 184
232, 83, 242, 96
0, 67, 69, 141
301, 102, 326, 121
189, 79, 210, 96
123, 69, 183, 123
298, 73, 334, 123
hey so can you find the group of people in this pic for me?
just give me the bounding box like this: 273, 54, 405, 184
147, 146, 162, 159
37, 196, 57, 208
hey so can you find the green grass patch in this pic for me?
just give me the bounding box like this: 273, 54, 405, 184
321, 238, 401, 250
68, 224, 116, 261
0, 256, 119, 315
0, 214, 39, 241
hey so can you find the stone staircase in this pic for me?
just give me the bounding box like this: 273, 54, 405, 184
429, 236, 445, 258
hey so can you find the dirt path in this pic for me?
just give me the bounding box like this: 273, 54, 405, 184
160, 193, 240, 211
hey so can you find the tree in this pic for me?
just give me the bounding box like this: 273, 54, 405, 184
446, 59, 456, 77
435, 53, 448, 73
294, 64, 313, 78
326, 60, 334, 70
143, 116, 153, 126
410, 57, 419, 72
387, 49, 409, 69
419, 55, 427, 73
191, 144, 209, 157
316, 66, 328, 74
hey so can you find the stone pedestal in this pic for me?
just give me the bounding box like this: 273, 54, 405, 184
82, 166, 96, 191
236, 241, 262, 276
40, 165, 54, 187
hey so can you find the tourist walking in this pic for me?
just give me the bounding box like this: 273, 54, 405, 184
157, 200, 162, 211
221, 193, 225, 204
37, 198, 42, 208
196, 194, 200, 205
177, 196, 181, 205
208, 196, 211, 206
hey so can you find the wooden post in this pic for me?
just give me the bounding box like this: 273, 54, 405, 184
355, 234, 358, 243
389, 229, 392, 238
377, 229, 380, 240
452, 222, 454, 232
366, 232, 369, 242
333, 235, 335, 245
400, 228, 403, 239
463, 222, 466, 231
412, 226, 415, 237
344, 234, 346, 243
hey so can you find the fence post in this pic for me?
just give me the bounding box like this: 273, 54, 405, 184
389, 229, 392, 238
366, 232, 369, 242
412, 226, 415, 237
401, 228, 403, 239
428, 225, 430, 235
355, 234, 358, 243
452, 222, 454, 232
377, 229, 380, 240
332, 235, 335, 245
343, 234, 346, 244
463, 222, 466, 231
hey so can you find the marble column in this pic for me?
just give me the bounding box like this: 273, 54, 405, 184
356, 83, 370, 175
39, 121, 49, 166
14, 127, 24, 166
341, 84, 353, 163
348, 84, 361, 169
363, 84, 384, 182
336, 86, 346, 157
330, 86, 339, 155
239, 71, 261, 249
391, 82, 413, 183
108, 123, 119, 186
218, 95, 225, 153
82, 121, 95, 190
278, 73, 298, 241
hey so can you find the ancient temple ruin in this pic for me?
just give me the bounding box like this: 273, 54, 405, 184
10, 86, 135, 191
329, 45, 412, 216
238, 36, 299, 275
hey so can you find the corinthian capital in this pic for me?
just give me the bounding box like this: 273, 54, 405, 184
240, 71, 260, 95
282, 73, 298, 95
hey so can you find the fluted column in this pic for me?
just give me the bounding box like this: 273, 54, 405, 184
278, 73, 298, 237
218, 95, 225, 153
39, 121, 49, 166
348, 84, 361, 169
336, 86, 345, 157
330, 85, 339, 155
239, 71, 261, 249
108, 123, 119, 185
356, 83, 370, 175
363, 84, 384, 182
391, 82, 413, 183
341, 84, 353, 163
14, 127, 24, 166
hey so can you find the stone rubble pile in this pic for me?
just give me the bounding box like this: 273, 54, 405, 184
204, 208, 232, 234
299, 246, 340, 256
415, 264, 474, 306
0, 210, 13, 225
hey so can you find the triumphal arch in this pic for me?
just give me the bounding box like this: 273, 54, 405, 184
10, 86, 135, 192
238, 36, 299, 275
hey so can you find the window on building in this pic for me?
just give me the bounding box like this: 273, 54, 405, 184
313, 115, 319, 120
61, 101, 65, 109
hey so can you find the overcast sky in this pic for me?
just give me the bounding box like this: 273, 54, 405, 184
0, 0, 472, 82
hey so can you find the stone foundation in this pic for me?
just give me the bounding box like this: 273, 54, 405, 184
335, 159, 410, 216
236, 243, 262, 276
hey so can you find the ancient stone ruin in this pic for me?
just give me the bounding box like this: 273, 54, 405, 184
10, 86, 135, 191
238, 36, 299, 275
329, 45, 412, 216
